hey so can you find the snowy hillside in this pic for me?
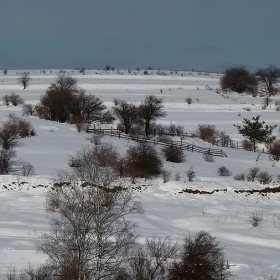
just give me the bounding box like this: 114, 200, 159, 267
0, 69, 280, 279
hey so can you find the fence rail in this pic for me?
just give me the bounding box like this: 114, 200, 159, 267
87, 128, 227, 158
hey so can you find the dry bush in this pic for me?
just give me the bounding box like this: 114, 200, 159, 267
234, 173, 245, 181
162, 143, 185, 163
167, 123, 177, 135
157, 134, 172, 144
218, 131, 231, 147
162, 169, 172, 183
196, 124, 218, 143
242, 139, 254, 151
247, 167, 260, 182
186, 167, 196, 182
69, 143, 120, 186
203, 151, 215, 162
0, 149, 15, 174
268, 140, 280, 161
2, 95, 10, 106
125, 236, 178, 280
174, 172, 181, 181
22, 104, 35, 116
249, 212, 263, 227
9, 93, 24, 106
257, 171, 272, 184
217, 166, 232, 176
168, 231, 231, 280
4, 114, 35, 138
90, 134, 104, 145
125, 142, 162, 180
20, 161, 35, 176
185, 96, 193, 105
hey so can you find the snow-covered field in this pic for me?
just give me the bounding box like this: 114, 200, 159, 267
1, 69, 280, 279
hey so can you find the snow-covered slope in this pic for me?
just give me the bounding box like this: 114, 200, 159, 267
0, 69, 280, 279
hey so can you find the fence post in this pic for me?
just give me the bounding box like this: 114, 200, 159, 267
154, 138, 156, 145
119, 133, 120, 139
93, 124, 96, 132
192, 143, 194, 152
237, 142, 238, 149
221, 149, 223, 157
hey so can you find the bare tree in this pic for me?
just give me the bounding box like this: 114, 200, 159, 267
256, 65, 280, 105
124, 236, 178, 280
42, 177, 142, 280
139, 95, 166, 137
18, 72, 31, 89
112, 99, 139, 134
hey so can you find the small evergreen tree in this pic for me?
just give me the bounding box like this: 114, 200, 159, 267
234, 115, 277, 152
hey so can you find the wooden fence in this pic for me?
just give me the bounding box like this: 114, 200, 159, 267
87, 128, 227, 158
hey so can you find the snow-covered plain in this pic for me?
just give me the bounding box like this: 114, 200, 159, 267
0, 69, 280, 279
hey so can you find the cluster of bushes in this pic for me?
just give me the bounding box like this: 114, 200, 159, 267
196, 124, 231, 147
234, 167, 272, 184
0, 114, 35, 174
2, 93, 24, 106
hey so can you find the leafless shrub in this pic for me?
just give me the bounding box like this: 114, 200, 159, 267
126, 236, 178, 280
90, 134, 104, 145
268, 140, 280, 161
22, 104, 35, 116
217, 166, 232, 176
234, 173, 245, 181
9, 93, 24, 106
257, 171, 272, 184
20, 161, 35, 176
162, 143, 185, 163
242, 139, 254, 151
174, 172, 181, 181
3, 114, 35, 138
185, 96, 193, 105
175, 125, 184, 136
162, 169, 172, 183
249, 212, 263, 227
70, 143, 120, 186
203, 151, 215, 162
218, 131, 231, 147
167, 123, 177, 135
196, 124, 218, 143
2, 95, 10, 106
168, 231, 231, 280
0, 149, 15, 174
186, 167, 196, 182
243, 107, 251, 111
247, 167, 260, 182
157, 134, 172, 144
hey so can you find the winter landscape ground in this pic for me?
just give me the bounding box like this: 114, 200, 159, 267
0, 69, 280, 279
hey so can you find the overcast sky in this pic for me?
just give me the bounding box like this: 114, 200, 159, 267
0, 0, 279, 72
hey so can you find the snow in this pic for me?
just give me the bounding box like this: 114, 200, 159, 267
0, 69, 280, 279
